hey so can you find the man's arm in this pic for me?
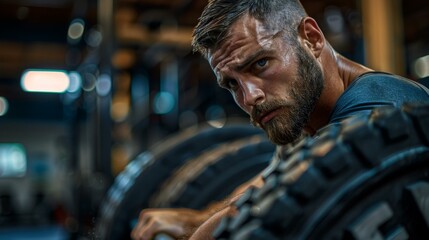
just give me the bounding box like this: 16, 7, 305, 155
130, 174, 265, 240
188, 175, 264, 240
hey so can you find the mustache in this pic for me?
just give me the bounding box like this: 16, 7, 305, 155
251, 100, 286, 125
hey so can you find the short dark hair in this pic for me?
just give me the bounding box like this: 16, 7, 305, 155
192, 0, 308, 58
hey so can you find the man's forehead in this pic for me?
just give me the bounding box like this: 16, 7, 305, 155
208, 17, 279, 68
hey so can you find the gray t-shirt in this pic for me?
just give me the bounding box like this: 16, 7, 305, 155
329, 72, 429, 124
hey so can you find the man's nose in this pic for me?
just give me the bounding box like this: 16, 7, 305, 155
240, 79, 265, 107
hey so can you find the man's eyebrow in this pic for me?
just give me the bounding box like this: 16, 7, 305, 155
235, 48, 272, 71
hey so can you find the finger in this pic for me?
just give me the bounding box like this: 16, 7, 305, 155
134, 219, 158, 240
131, 217, 151, 240
132, 210, 154, 238
138, 210, 151, 225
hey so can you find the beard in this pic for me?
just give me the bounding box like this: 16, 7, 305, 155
251, 43, 324, 145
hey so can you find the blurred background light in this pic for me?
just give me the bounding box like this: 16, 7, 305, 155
153, 92, 175, 115
82, 72, 97, 92
111, 99, 130, 122
0, 143, 27, 178
85, 26, 103, 48
68, 18, 85, 44
206, 105, 226, 128
96, 74, 112, 96
325, 6, 345, 33
0, 97, 9, 116
21, 69, 70, 93
67, 71, 82, 93
413, 55, 429, 78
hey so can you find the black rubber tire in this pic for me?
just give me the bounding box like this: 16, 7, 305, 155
150, 134, 275, 209
95, 123, 263, 240
213, 102, 429, 240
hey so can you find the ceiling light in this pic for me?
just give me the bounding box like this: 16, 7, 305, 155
21, 69, 70, 93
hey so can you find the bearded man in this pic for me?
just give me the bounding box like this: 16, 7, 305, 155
131, 1, 429, 239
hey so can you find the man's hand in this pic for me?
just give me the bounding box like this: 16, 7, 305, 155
131, 208, 209, 240
131, 175, 265, 240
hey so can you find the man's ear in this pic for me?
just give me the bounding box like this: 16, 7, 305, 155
299, 17, 324, 58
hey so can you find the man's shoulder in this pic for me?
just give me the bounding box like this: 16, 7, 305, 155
329, 72, 429, 123
349, 72, 415, 89
346, 72, 429, 98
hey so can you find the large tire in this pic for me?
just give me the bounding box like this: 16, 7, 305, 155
150, 135, 275, 209
213, 102, 429, 240
96, 123, 264, 240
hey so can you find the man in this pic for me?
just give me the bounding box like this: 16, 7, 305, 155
131, 0, 429, 239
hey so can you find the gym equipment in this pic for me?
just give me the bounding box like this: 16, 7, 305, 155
213, 102, 429, 240
150, 134, 275, 209
96, 123, 274, 240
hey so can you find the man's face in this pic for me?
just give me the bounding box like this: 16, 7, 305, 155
208, 14, 324, 145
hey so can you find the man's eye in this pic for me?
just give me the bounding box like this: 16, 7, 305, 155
227, 79, 239, 90
220, 78, 238, 90
256, 59, 268, 68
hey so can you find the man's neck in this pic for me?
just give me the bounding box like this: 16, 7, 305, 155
335, 52, 374, 89
305, 46, 374, 135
